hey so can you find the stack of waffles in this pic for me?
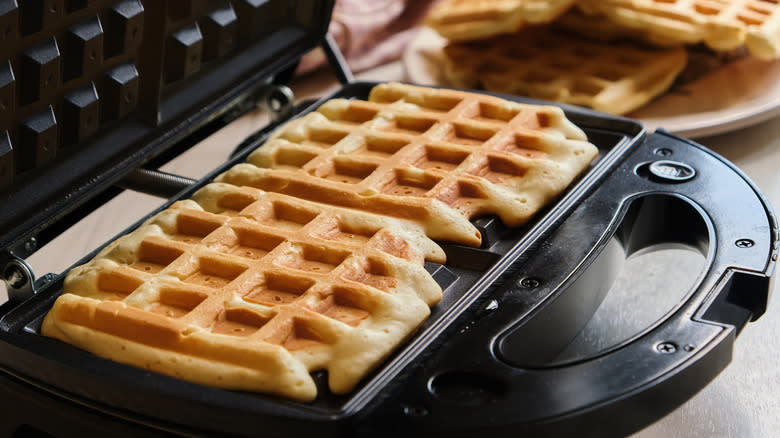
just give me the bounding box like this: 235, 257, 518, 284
426, 0, 780, 115
41, 83, 599, 401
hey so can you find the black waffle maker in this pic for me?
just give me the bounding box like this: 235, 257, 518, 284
0, 1, 776, 437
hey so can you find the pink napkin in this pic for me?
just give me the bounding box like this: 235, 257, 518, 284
297, 0, 438, 75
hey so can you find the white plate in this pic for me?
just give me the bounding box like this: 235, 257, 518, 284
403, 27, 780, 138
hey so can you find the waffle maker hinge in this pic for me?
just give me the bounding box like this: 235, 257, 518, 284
1, 256, 36, 304
256, 84, 296, 123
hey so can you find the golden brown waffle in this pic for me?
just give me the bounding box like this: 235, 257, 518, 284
425, 0, 576, 41
554, 7, 681, 47
216, 83, 597, 240
578, 0, 780, 60
42, 83, 598, 402
42, 184, 444, 401
441, 29, 688, 115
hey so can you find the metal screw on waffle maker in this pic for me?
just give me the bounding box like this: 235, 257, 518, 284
40, 83, 600, 401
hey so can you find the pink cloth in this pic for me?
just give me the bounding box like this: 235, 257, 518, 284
297, 0, 438, 74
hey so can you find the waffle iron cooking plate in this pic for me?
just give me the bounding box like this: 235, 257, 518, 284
0, 2, 776, 437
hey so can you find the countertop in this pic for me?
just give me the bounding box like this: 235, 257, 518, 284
1, 61, 778, 437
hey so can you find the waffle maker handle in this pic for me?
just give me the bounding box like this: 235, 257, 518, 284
365, 130, 777, 437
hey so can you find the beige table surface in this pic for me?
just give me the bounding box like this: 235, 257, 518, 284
1, 62, 778, 437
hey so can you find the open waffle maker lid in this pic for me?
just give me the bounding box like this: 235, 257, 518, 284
0, 2, 778, 437
0, 0, 335, 255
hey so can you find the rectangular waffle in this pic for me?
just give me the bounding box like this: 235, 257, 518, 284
553, 7, 682, 47
41, 184, 445, 401
42, 83, 598, 402
578, 0, 780, 60
441, 28, 688, 115
218, 82, 598, 239
424, 0, 576, 41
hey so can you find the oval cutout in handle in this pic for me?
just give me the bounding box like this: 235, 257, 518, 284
496, 194, 709, 368
554, 243, 705, 364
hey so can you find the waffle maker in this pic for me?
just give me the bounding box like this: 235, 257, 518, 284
0, 1, 776, 437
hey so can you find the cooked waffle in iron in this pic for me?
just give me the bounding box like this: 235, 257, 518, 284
425, 0, 577, 41
42, 184, 444, 402
441, 29, 688, 115
577, 0, 780, 60
218, 83, 598, 240
42, 83, 599, 402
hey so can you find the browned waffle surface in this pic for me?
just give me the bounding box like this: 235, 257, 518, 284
41, 185, 444, 401
42, 83, 599, 402
578, 0, 780, 60
425, 0, 577, 40
553, 7, 682, 47
442, 28, 688, 115
218, 83, 597, 240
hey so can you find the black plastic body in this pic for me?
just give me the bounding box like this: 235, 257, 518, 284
0, 82, 775, 437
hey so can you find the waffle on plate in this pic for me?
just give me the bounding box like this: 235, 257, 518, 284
442, 26, 688, 115
425, 0, 577, 41
578, 0, 780, 60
